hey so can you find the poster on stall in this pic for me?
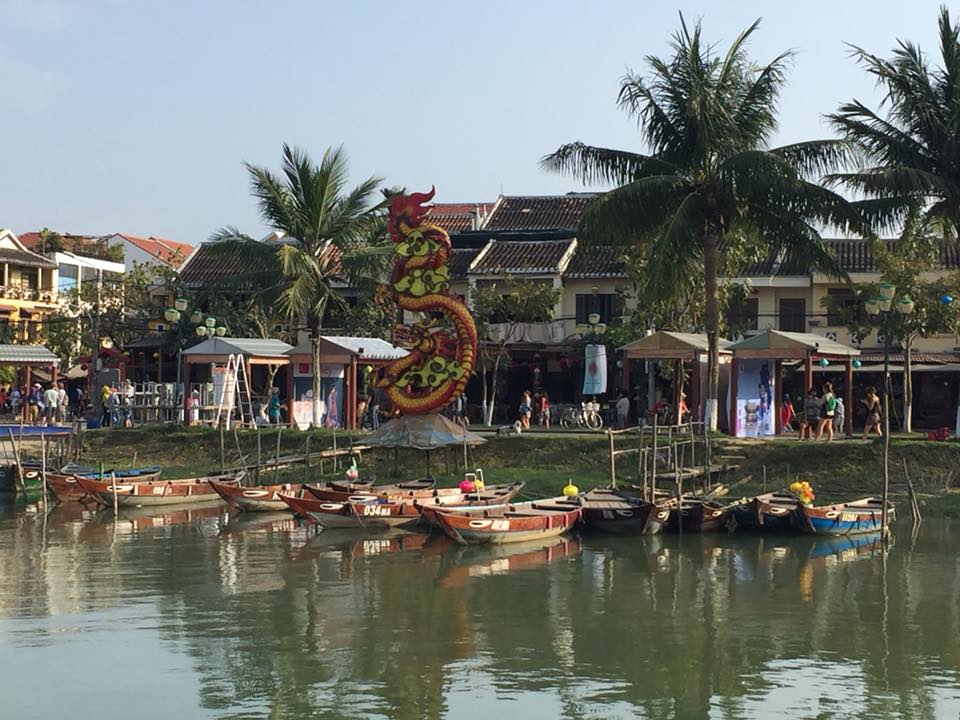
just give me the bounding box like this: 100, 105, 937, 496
320, 365, 344, 428
734, 360, 775, 437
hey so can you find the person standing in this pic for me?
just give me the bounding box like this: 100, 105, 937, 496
816, 382, 836, 441
268, 387, 282, 425
539, 391, 550, 429
57, 381, 68, 423
9, 385, 21, 419
518, 390, 532, 429
28, 384, 43, 425
780, 393, 795, 432
862, 386, 882, 440
616, 392, 631, 429
43, 384, 59, 426
832, 395, 845, 437
800, 387, 819, 440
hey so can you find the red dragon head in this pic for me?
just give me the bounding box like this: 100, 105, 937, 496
388, 187, 436, 242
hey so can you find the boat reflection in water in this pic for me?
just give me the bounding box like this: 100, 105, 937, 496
2, 494, 959, 720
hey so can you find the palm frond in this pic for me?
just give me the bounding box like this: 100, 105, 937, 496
540, 143, 680, 185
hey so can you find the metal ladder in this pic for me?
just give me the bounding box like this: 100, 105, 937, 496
215, 353, 255, 428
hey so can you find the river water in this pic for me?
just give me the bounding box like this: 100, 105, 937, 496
1, 501, 958, 720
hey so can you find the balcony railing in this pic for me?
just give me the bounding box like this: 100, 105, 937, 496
0, 285, 57, 303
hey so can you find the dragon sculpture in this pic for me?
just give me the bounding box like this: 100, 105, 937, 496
373, 188, 478, 414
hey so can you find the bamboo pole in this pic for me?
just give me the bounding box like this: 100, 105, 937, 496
8, 428, 24, 496
902, 457, 922, 526
305, 432, 311, 484
40, 431, 47, 510
219, 423, 226, 474
608, 429, 616, 489
274, 427, 282, 483
111, 470, 118, 516
256, 427, 262, 484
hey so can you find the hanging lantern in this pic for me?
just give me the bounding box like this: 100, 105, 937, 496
195, 326, 207, 337
163, 307, 179, 323
818, 358, 829, 368
205, 317, 216, 328
865, 298, 881, 316
190, 311, 203, 324
897, 296, 915, 315
215, 326, 227, 337
942, 294, 954, 305
852, 359, 862, 369
174, 297, 188, 312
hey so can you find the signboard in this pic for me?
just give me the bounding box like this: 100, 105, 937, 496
582, 344, 607, 395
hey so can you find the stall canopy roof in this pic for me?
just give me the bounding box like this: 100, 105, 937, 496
729, 330, 860, 358
619, 331, 732, 359
0, 344, 59, 365
182, 337, 293, 359
287, 336, 408, 361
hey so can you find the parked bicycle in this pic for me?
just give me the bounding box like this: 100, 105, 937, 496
559, 401, 603, 430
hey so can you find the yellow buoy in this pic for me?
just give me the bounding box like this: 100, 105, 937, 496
563, 481, 579, 498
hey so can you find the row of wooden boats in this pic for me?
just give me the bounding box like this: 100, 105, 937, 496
38, 458, 893, 545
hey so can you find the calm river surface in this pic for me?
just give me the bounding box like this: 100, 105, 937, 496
1, 501, 959, 720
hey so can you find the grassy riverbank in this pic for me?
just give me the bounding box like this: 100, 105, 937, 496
74, 425, 960, 518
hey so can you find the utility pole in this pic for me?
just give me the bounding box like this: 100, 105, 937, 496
88, 268, 103, 415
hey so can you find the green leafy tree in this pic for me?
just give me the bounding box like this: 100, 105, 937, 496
211, 144, 389, 426
826, 209, 960, 430
471, 280, 561, 425
542, 16, 857, 429
828, 6, 960, 237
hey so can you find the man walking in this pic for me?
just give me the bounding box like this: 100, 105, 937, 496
616, 392, 631, 429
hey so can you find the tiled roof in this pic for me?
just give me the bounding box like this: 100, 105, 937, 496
19, 232, 100, 253
483, 193, 599, 231
858, 351, 960, 363
448, 248, 480, 280
183, 337, 293, 358
470, 239, 574, 275
563, 246, 628, 279
0, 247, 57, 269
179, 242, 260, 286
427, 203, 492, 233
736, 239, 960, 276
116, 233, 193, 267
0, 344, 59, 364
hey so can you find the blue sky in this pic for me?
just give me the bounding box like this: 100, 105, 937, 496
0, 0, 950, 244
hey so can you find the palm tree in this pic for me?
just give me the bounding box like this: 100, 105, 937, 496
828, 6, 960, 237
212, 144, 388, 426
542, 16, 857, 429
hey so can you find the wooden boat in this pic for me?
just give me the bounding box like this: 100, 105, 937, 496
306, 482, 460, 503
730, 491, 799, 532
416, 482, 526, 528
326, 477, 434, 493
793, 497, 892, 536
280, 493, 423, 530
666, 498, 731, 533
434, 498, 581, 545
48, 467, 163, 503
209, 480, 305, 512
578, 488, 670, 535
74, 473, 244, 508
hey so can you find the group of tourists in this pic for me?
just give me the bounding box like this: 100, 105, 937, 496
0, 381, 74, 426
96, 380, 135, 428
781, 382, 883, 441
518, 390, 550, 429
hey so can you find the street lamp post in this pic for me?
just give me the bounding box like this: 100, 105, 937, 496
161, 298, 225, 422
865, 283, 914, 536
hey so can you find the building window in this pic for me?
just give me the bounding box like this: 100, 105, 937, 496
575, 293, 620, 325
779, 298, 806, 332
59, 265, 78, 292
826, 288, 862, 326
726, 297, 758, 333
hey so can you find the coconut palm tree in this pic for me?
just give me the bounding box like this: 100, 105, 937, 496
828, 6, 960, 237
212, 144, 388, 427
542, 16, 857, 429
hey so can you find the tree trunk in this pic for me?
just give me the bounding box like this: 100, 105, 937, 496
903, 336, 912, 433
703, 231, 720, 431
485, 351, 504, 426
480, 355, 490, 426
310, 315, 323, 428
